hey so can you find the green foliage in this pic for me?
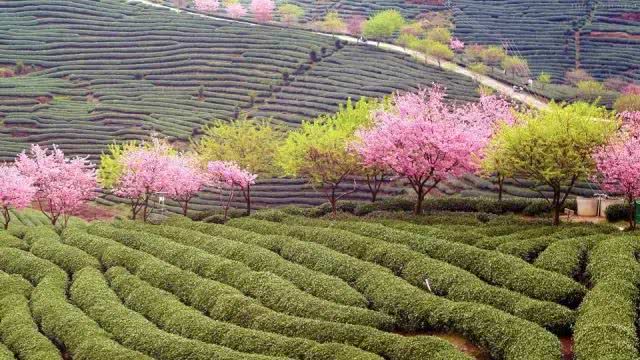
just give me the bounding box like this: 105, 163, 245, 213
363, 10, 405, 40
485, 102, 618, 224
537, 72, 552, 88
425, 40, 454, 65
322, 11, 345, 33
278, 3, 304, 24
480, 46, 506, 67
576, 80, 606, 101
193, 119, 282, 175
98, 141, 139, 188
469, 63, 488, 76
605, 203, 632, 223
613, 94, 640, 113
425, 27, 451, 44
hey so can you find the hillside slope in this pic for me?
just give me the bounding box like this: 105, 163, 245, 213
0, 0, 478, 161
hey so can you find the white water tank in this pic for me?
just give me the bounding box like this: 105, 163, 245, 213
576, 197, 598, 217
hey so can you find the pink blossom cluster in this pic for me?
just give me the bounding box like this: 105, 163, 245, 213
194, 0, 220, 13
0, 165, 36, 229
594, 131, 640, 203
207, 160, 257, 190
250, 0, 275, 22
622, 83, 640, 95
226, 3, 247, 18
450, 37, 465, 52
15, 144, 97, 227
351, 85, 514, 212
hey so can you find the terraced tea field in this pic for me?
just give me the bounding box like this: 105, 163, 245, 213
0, 211, 633, 360
0, 0, 477, 162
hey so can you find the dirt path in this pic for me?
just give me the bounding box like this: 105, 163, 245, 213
127, 0, 548, 109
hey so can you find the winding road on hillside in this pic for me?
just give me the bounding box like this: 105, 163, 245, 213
128, 0, 549, 109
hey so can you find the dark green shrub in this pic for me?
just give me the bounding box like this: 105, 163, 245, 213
605, 203, 632, 223
523, 201, 552, 216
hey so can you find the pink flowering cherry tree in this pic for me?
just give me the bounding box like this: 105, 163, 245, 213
594, 122, 640, 229
194, 0, 220, 13
352, 86, 497, 214
207, 161, 256, 219
346, 15, 365, 36
165, 155, 207, 216
15, 145, 97, 229
114, 140, 173, 222
226, 3, 247, 19
0, 165, 36, 229
450, 37, 465, 52
251, 0, 275, 22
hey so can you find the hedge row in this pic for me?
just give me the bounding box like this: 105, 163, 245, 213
0, 271, 32, 299
0, 294, 61, 360
0, 247, 150, 360
199, 218, 566, 360
62, 227, 468, 360
573, 236, 640, 360
533, 235, 604, 279
0, 231, 28, 251
86, 223, 393, 329
70, 267, 286, 360
269, 214, 586, 308
106, 266, 381, 360
250, 213, 574, 332
364, 219, 588, 307
25, 226, 100, 274
114, 221, 368, 308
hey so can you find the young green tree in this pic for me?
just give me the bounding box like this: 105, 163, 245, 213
363, 9, 405, 45
278, 3, 304, 25
277, 98, 380, 213
501, 56, 529, 78
537, 72, 551, 90
192, 119, 282, 214
481, 46, 506, 71
485, 102, 618, 225
425, 40, 454, 67
321, 11, 345, 34
98, 140, 143, 188
426, 27, 451, 44
576, 80, 606, 101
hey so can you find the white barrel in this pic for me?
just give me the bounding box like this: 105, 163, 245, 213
576, 197, 599, 217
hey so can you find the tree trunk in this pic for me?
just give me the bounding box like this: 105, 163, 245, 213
329, 186, 338, 217
552, 188, 561, 226
629, 196, 636, 230
1, 207, 9, 230
182, 201, 189, 217
414, 183, 425, 215
245, 185, 252, 216
497, 174, 504, 202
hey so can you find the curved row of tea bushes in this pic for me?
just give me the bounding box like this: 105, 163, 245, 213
70, 267, 287, 360
62, 227, 469, 360
573, 236, 640, 360
106, 266, 382, 360
114, 221, 368, 308
366, 219, 587, 307
0, 294, 61, 360
254, 214, 574, 331
0, 232, 28, 251
86, 223, 393, 329
473, 227, 562, 250
219, 218, 564, 360
0, 247, 150, 359
533, 236, 602, 279
0, 271, 32, 299
24, 227, 101, 274
269, 215, 586, 308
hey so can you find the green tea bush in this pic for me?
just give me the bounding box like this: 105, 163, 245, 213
63, 227, 467, 360
573, 236, 640, 360
87, 224, 393, 329
114, 221, 368, 307
225, 218, 564, 360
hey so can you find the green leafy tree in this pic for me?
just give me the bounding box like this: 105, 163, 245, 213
98, 141, 143, 189
426, 27, 451, 44
614, 94, 640, 113
501, 56, 530, 78
537, 72, 551, 90
192, 119, 281, 214
425, 40, 453, 67
485, 102, 618, 225
321, 11, 345, 34
277, 98, 381, 213
193, 118, 281, 175
278, 3, 304, 25
576, 80, 606, 101
481, 46, 506, 71
363, 9, 405, 45
469, 63, 488, 81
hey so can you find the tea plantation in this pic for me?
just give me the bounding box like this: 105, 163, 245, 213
0, 0, 478, 162
0, 209, 635, 360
